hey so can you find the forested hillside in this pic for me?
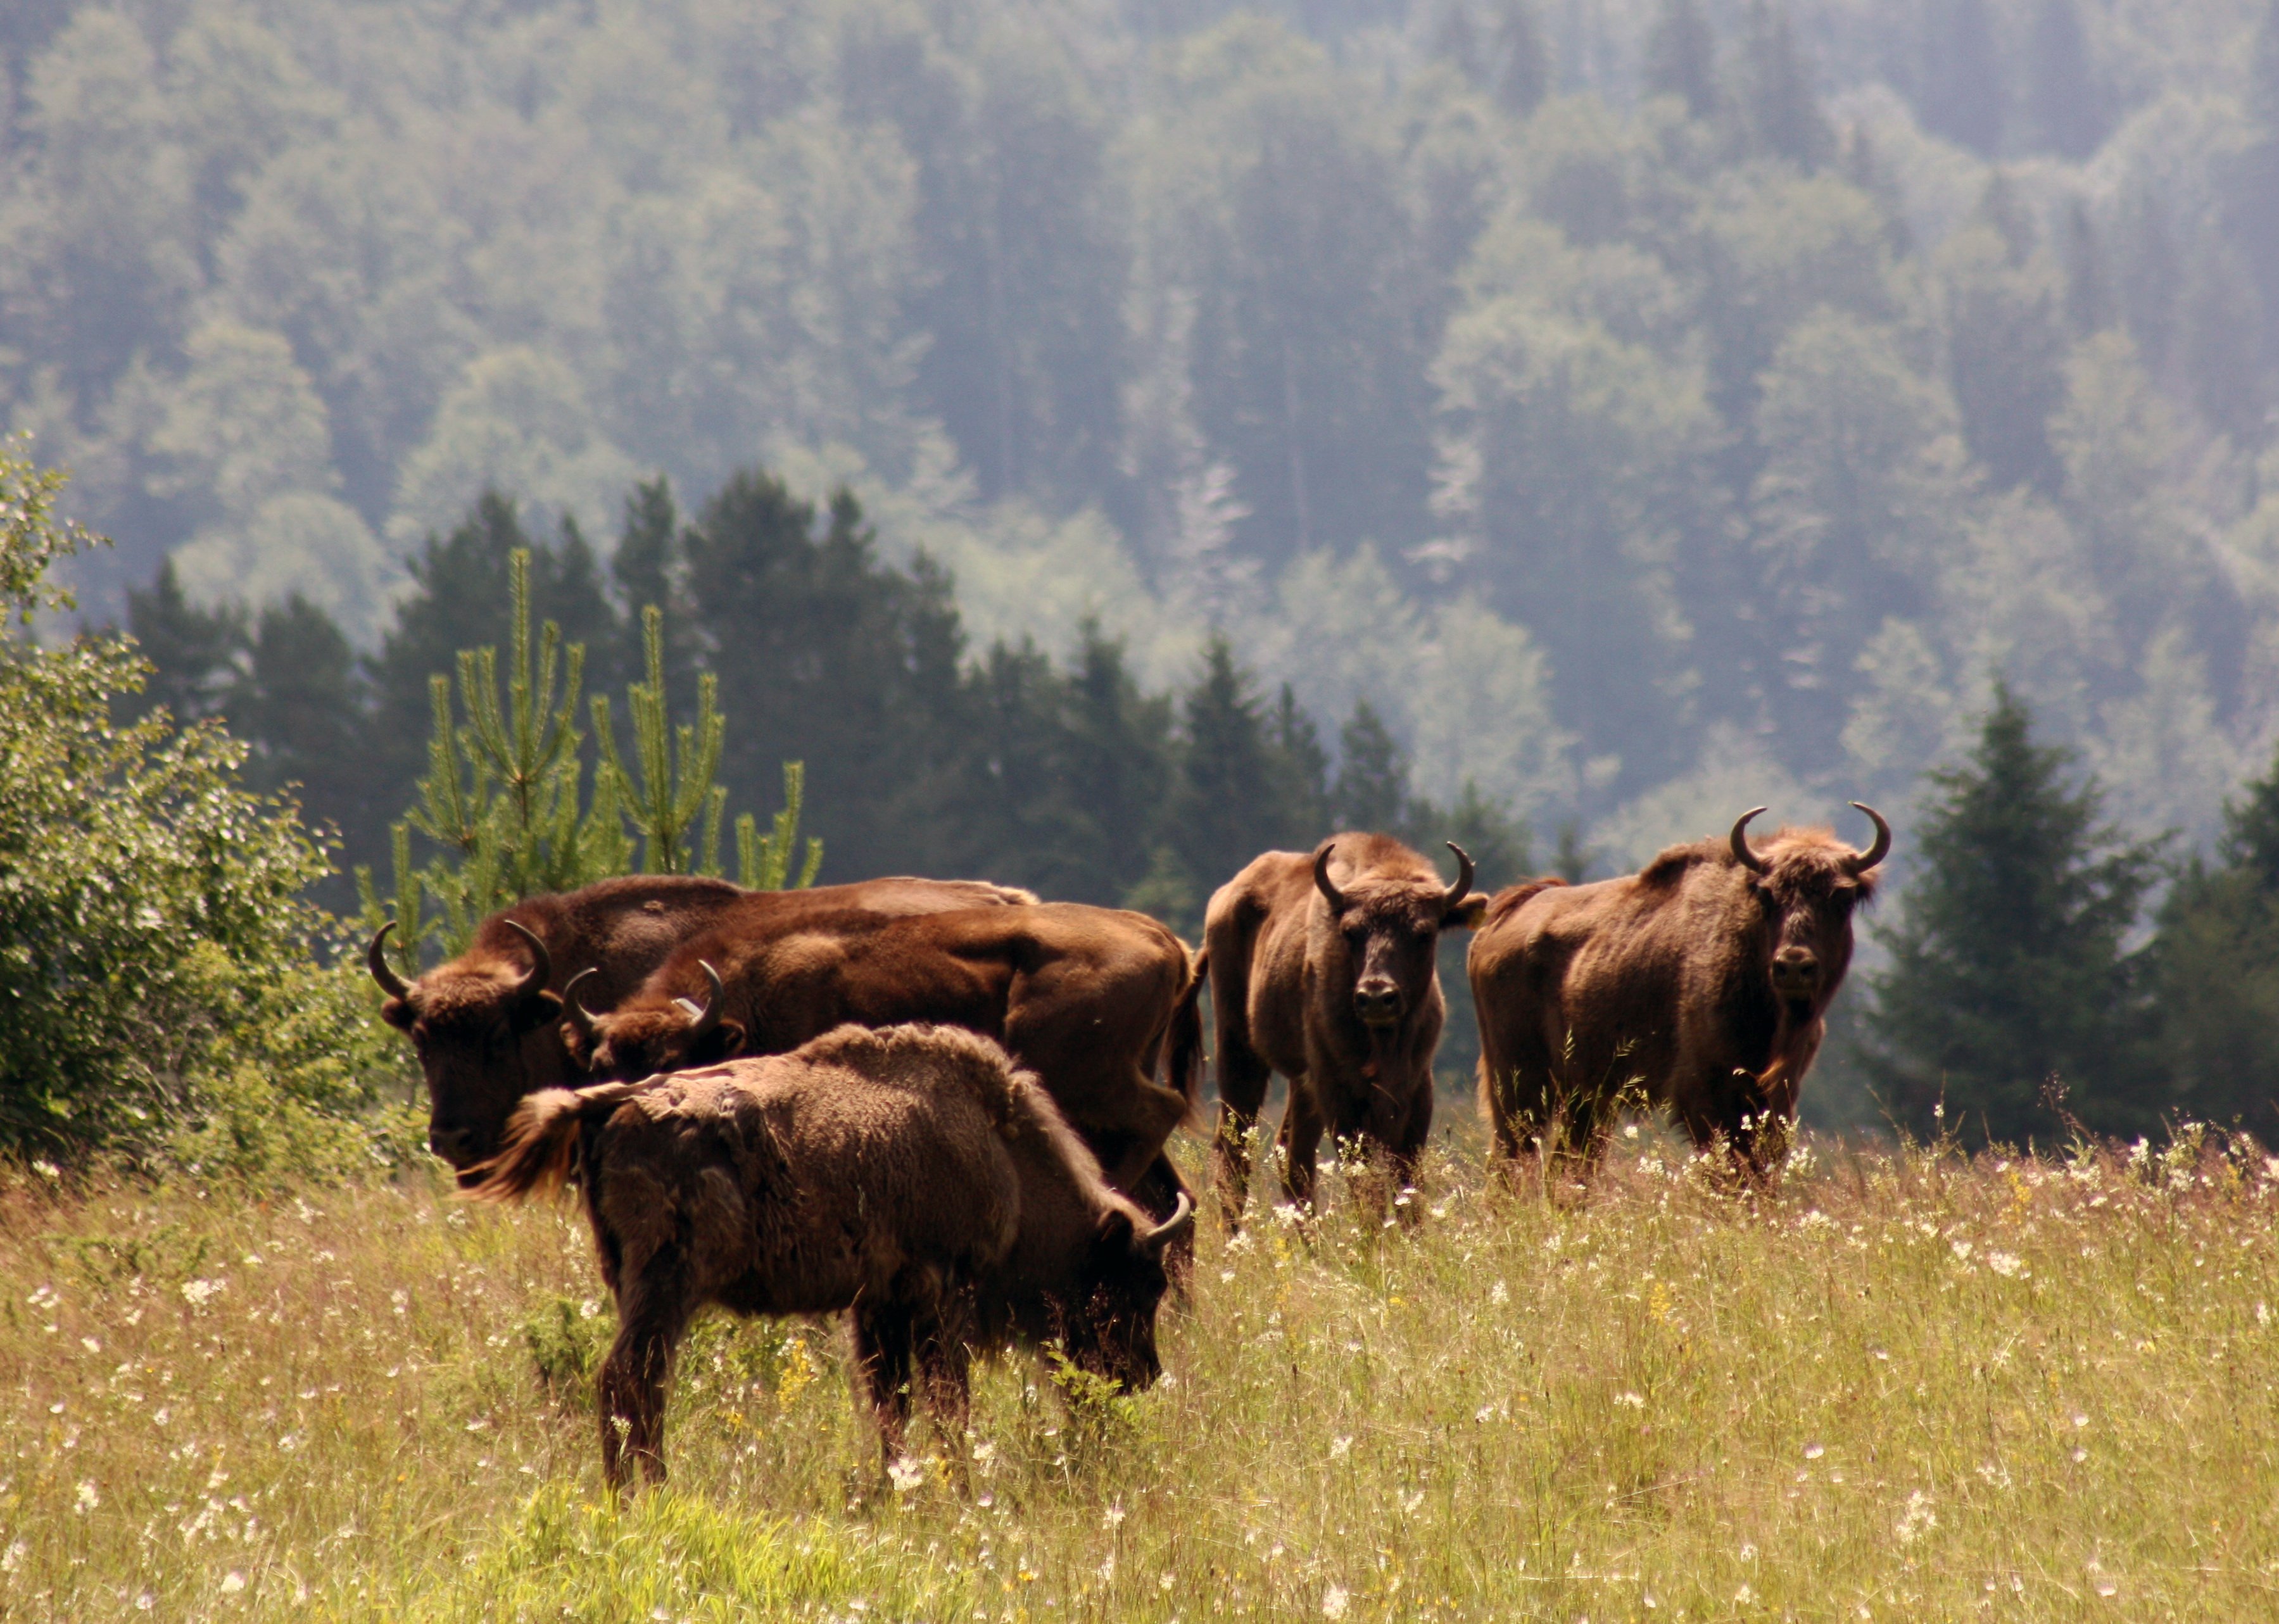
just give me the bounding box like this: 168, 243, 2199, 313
4, 0, 2277, 894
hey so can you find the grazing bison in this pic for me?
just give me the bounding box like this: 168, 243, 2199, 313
1468, 803, 1890, 1174
565, 903, 1204, 1220
467, 1023, 1193, 1486
1205, 834, 1487, 1218
367, 874, 1033, 1180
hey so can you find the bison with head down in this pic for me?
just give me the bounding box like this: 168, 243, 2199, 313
1468, 803, 1889, 1176
367, 874, 1033, 1180
467, 1023, 1191, 1487
1205, 833, 1488, 1219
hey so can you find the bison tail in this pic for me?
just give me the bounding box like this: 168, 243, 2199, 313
1166, 947, 1208, 1117
463, 1083, 637, 1204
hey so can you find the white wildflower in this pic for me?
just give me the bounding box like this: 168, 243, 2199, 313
74, 1481, 98, 1513
1, 1540, 23, 1573
1614, 1391, 1645, 1409
1895, 1490, 1936, 1545
1489, 1280, 1510, 1306
1322, 1583, 1349, 1619
1986, 1251, 2024, 1278
1329, 1435, 1352, 1459
1949, 1240, 1973, 1264
220, 1572, 245, 1594
1803, 1442, 1824, 1460
885, 1456, 925, 1493
180, 1278, 224, 1308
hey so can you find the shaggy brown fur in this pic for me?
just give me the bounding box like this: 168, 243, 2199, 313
373, 874, 1034, 1180
1204, 833, 1488, 1219
467, 1024, 1189, 1486
1468, 819, 1883, 1175
571, 903, 1203, 1223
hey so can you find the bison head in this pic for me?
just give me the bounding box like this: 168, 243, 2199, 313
569, 960, 746, 1080
1313, 838, 1489, 1031
1052, 1192, 1195, 1392
370, 920, 566, 1179
1727, 803, 1890, 1011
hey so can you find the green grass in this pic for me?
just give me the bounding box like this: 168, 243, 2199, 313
5, 1127, 2278, 1621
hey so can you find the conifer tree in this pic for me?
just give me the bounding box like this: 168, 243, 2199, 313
1739, 1, 1831, 170
1921, 0, 2005, 155
1490, 0, 1550, 115
592, 605, 725, 877
231, 596, 369, 898
1863, 681, 2163, 1145
1267, 682, 1330, 848
1332, 700, 1410, 833
1165, 637, 1289, 903
2025, 0, 2104, 159
1061, 621, 1174, 906
2151, 740, 2279, 1138
123, 558, 243, 725
1643, 0, 1719, 121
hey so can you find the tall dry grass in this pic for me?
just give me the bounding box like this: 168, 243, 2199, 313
4, 1128, 2277, 1620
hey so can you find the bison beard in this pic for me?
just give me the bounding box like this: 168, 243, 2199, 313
465, 1024, 1193, 1487
1468, 804, 1886, 1179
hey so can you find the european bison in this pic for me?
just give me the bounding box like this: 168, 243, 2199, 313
1468, 803, 1889, 1175
467, 1023, 1193, 1486
1205, 834, 1487, 1219
565, 903, 1204, 1220
368, 874, 1033, 1179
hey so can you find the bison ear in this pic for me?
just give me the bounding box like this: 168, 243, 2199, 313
380, 997, 416, 1032
718, 1019, 748, 1056
1095, 1208, 1137, 1252
1445, 892, 1490, 930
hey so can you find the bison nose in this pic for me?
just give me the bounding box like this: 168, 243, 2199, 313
1771, 947, 1821, 993
1354, 978, 1402, 1026
427, 1125, 477, 1166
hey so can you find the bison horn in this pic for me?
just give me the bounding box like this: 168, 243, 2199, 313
1729, 807, 1771, 874
1314, 841, 1346, 911
1140, 1190, 1195, 1256
367, 921, 412, 1001
562, 967, 603, 1038
1443, 841, 1475, 909
671, 960, 726, 1041
1846, 802, 1891, 874
502, 919, 552, 999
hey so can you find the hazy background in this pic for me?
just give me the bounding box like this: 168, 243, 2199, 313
4, 0, 2275, 884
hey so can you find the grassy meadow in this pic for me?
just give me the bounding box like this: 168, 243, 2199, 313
4, 1125, 2278, 1622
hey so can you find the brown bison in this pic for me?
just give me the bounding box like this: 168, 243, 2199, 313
1468, 804, 1890, 1174
467, 1023, 1193, 1486
367, 874, 1033, 1180
1205, 834, 1488, 1218
565, 902, 1204, 1220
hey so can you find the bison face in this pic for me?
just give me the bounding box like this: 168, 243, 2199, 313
1313, 840, 1487, 1031
371, 923, 565, 1180
1729, 805, 1888, 1014
573, 960, 745, 1081
1054, 1195, 1195, 1393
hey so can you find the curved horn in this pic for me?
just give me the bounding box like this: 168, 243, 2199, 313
672, 960, 726, 1042
1729, 807, 1771, 874
367, 922, 412, 1001
562, 967, 603, 1039
501, 919, 552, 998
1846, 802, 1891, 874
1443, 841, 1475, 909
1140, 1190, 1196, 1256
1313, 841, 1346, 911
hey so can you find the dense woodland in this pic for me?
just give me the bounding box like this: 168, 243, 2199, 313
9, 0, 2279, 1140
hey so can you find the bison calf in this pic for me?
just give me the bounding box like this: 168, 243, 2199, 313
467, 1023, 1192, 1487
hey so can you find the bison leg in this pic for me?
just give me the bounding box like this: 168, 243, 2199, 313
596, 1256, 693, 1490
1210, 1031, 1273, 1225
1385, 1081, 1434, 1226
852, 1302, 923, 1473
1275, 1083, 1327, 1209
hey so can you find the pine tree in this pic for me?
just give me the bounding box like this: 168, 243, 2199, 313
2151, 740, 2279, 1139
1643, 0, 1719, 121
1864, 681, 2164, 1145
123, 558, 243, 725
1332, 700, 1410, 833
1739, 1, 1832, 170
1061, 621, 1175, 907
232, 595, 369, 872
1164, 638, 1289, 905
2025, 0, 2105, 159
1921, 0, 2005, 156
1267, 682, 1330, 848
1490, 0, 1550, 116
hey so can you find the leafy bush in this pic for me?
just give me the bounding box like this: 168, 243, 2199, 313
0, 449, 412, 1166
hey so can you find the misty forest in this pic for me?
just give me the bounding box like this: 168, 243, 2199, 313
8, 0, 2279, 1136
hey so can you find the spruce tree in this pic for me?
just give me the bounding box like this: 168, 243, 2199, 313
1164, 637, 1288, 904
123, 559, 243, 725
1061, 621, 1175, 907
1643, 0, 1719, 121
1863, 681, 2164, 1145
232, 595, 370, 884
1332, 700, 1410, 833
2150, 738, 2279, 1139
1490, 0, 1550, 115
1266, 682, 1330, 848
2025, 0, 2105, 159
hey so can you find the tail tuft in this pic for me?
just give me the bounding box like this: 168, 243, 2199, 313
462, 1084, 636, 1204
